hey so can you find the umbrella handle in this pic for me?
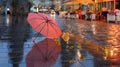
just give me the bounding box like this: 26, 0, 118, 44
32, 37, 37, 42
32, 33, 39, 42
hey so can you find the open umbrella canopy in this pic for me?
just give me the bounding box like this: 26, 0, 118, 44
26, 38, 61, 67
27, 13, 62, 39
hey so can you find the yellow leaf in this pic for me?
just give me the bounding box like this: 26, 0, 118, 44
78, 44, 82, 49
80, 56, 86, 60
69, 59, 75, 63
69, 46, 74, 49
54, 39, 61, 46
61, 32, 70, 42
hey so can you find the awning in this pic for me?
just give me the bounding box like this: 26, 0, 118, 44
64, 0, 94, 5
76, 0, 94, 4
64, 1, 79, 5
97, 0, 113, 3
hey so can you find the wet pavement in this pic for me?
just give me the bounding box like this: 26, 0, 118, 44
62, 18, 120, 67
0, 14, 120, 67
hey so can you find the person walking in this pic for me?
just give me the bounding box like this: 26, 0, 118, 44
81, 10, 86, 20
77, 9, 82, 19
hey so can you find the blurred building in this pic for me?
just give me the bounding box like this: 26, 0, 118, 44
33, 0, 62, 11
63, 0, 120, 11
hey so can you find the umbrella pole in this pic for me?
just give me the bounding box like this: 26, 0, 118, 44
33, 22, 46, 42
32, 33, 39, 42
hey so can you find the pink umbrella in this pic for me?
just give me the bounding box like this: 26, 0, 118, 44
27, 13, 62, 39
26, 38, 61, 67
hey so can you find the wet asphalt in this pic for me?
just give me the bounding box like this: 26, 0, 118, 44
0, 14, 120, 67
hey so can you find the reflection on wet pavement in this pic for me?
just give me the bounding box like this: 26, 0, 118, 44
1, 14, 120, 67
26, 38, 61, 67
62, 20, 120, 67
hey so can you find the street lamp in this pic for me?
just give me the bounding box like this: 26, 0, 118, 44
2, 0, 8, 15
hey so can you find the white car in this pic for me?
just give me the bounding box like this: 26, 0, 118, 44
50, 10, 56, 16
39, 8, 49, 13
30, 6, 38, 12
39, 9, 48, 12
